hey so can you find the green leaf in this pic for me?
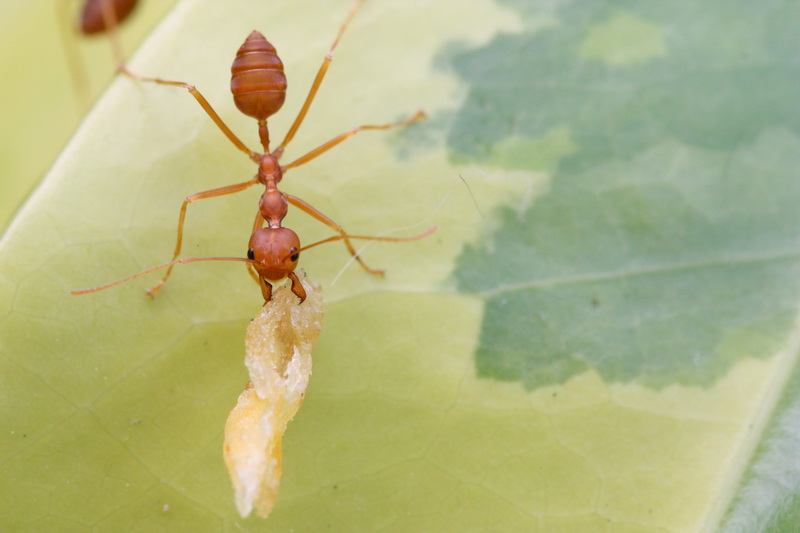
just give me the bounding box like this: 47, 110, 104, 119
1, 0, 799, 532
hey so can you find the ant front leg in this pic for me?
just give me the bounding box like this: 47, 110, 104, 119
147, 179, 258, 297
285, 194, 384, 276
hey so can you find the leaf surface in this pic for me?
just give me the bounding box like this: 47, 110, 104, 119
1, 1, 799, 532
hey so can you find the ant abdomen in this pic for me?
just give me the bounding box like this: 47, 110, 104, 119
80, 0, 139, 34
230, 31, 287, 121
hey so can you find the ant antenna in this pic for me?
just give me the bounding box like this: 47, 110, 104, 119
71, 256, 257, 295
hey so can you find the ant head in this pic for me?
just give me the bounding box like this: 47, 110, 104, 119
247, 227, 301, 281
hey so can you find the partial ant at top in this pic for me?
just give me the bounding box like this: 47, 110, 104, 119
77, 0, 138, 36
58, 0, 140, 104
73, 0, 434, 304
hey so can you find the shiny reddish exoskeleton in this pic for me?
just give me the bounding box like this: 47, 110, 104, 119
80, 0, 139, 34
231, 32, 287, 121
72, 1, 433, 305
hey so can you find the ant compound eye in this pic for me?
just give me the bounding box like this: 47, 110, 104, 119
247, 248, 255, 260
290, 247, 299, 262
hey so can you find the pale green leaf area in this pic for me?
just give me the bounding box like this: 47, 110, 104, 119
0, 0, 178, 234
447, 0, 800, 532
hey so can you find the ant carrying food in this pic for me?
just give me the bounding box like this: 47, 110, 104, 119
72, 0, 434, 304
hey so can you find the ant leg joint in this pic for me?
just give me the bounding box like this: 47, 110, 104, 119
145, 284, 162, 299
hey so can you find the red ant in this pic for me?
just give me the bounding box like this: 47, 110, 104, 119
73, 0, 434, 304
78, 0, 138, 36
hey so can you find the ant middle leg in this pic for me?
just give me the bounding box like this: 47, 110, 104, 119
147, 178, 258, 297
285, 194, 385, 276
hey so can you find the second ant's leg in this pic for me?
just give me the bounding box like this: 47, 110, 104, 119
98, 0, 126, 71
285, 194, 384, 276
282, 110, 426, 171
58, 0, 89, 109
119, 69, 261, 162
147, 179, 258, 297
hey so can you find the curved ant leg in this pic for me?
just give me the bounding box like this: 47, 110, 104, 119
281, 110, 425, 171
119, 70, 261, 162
147, 178, 258, 297
285, 194, 384, 276
272, 0, 363, 159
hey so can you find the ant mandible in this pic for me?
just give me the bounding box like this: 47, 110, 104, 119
73, 0, 434, 304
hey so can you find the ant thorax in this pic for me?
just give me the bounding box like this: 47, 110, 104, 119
257, 154, 282, 184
